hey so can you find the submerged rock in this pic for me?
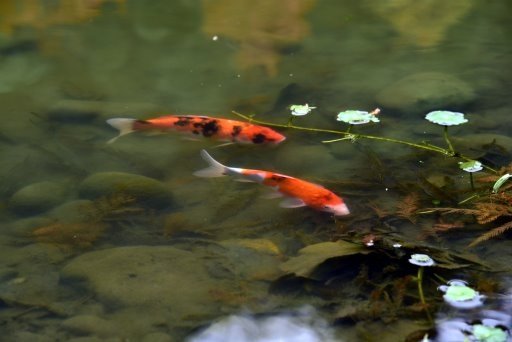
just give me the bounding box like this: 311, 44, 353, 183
78, 172, 173, 209
8, 181, 69, 215
217, 238, 283, 280
375, 72, 475, 114
61, 315, 116, 338
61, 246, 228, 321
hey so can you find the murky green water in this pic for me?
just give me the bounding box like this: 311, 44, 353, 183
1, 1, 512, 341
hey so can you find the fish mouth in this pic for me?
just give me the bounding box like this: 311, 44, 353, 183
275, 135, 286, 144
330, 203, 350, 216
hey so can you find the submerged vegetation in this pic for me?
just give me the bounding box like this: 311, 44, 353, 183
232, 107, 512, 248
31, 193, 146, 251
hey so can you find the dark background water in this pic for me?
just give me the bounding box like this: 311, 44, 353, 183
1, 1, 511, 341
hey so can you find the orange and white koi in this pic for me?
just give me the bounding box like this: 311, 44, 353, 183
194, 150, 350, 216
106, 115, 286, 145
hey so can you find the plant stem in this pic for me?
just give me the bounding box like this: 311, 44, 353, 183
443, 125, 456, 155
417, 267, 433, 324
231, 111, 498, 173
469, 172, 475, 191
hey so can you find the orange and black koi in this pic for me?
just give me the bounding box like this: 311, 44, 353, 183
106, 115, 286, 145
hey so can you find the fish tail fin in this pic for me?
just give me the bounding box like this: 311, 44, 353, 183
193, 150, 227, 177
106, 118, 136, 143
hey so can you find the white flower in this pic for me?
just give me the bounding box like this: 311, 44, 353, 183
459, 160, 483, 173
337, 109, 380, 125
409, 253, 435, 267
438, 280, 485, 309
290, 104, 316, 116
393, 243, 402, 248
425, 110, 468, 126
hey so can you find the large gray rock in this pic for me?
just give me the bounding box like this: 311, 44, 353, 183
78, 172, 173, 209
61, 246, 227, 321
376, 72, 475, 114
8, 181, 69, 215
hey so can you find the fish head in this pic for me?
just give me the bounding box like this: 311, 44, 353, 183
322, 201, 350, 216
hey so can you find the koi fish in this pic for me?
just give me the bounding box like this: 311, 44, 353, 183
106, 115, 286, 145
194, 150, 350, 216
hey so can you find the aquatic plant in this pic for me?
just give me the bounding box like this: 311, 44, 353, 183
459, 160, 483, 190
423, 162, 512, 247
290, 104, 316, 116
287, 103, 316, 126
425, 110, 468, 155
232, 109, 496, 172
493, 173, 512, 193
408, 254, 435, 322
438, 279, 485, 309
231, 108, 512, 250
32, 193, 143, 250
32, 222, 107, 250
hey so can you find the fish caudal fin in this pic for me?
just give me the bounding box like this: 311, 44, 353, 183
193, 150, 228, 177
106, 118, 136, 143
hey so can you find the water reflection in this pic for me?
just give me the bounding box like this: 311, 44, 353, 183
202, 0, 316, 76
0, 0, 125, 35
367, 0, 474, 48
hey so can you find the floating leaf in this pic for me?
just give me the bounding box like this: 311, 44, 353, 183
337, 110, 380, 125
289, 104, 316, 116
425, 110, 468, 126
459, 160, 483, 173
280, 241, 370, 277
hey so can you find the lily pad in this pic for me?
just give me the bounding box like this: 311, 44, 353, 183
459, 160, 483, 173
280, 241, 370, 277
425, 110, 468, 126
337, 110, 380, 125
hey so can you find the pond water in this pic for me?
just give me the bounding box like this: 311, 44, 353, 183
1, 1, 512, 341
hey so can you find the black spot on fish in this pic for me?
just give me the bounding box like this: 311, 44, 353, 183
202, 120, 219, 137
193, 122, 202, 128
192, 130, 200, 135
271, 175, 286, 182
174, 117, 192, 127
251, 133, 267, 144
231, 125, 242, 137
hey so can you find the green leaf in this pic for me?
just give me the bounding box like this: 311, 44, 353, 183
280, 241, 370, 277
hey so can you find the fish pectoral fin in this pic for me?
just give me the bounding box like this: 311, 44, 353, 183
261, 191, 284, 199
234, 177, 255, 183
212, 142, 235, 148
147, 131, 166, 136
181, 137, 201, 141
279, 197, 307, 208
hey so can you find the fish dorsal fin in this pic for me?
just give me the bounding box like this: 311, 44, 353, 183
279, 197, 306, 208
179, 115, 211, 119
